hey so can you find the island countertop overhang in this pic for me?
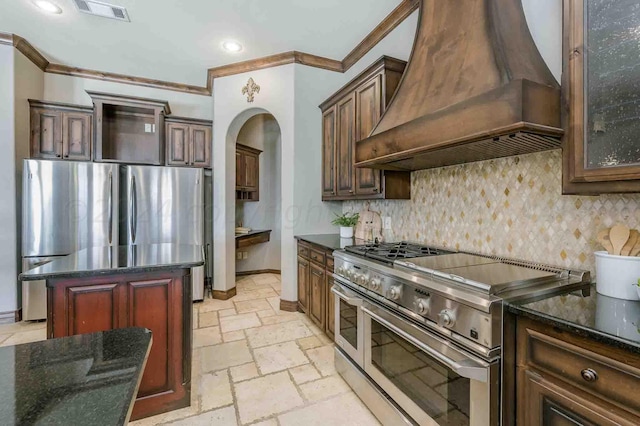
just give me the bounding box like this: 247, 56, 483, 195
19, 243, 204, 282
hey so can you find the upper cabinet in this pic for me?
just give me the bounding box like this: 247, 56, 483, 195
563, 0, 640, 194
29, 100, 92, 161
236, 143, 261, 201
89, 91, 170, 166
165, 117, 212, 168
319, 56, 410, 201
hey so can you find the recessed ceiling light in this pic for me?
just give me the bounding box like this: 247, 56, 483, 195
222, 40, 243, 53
33, 0, 63, 13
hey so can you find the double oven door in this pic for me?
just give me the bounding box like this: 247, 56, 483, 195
332, 277, 499, 426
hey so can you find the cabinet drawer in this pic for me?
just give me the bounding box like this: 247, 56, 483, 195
309, 249, 326, 266
326, 255, 334, 271
521, 325, 640, 415
297, 243, 310, 259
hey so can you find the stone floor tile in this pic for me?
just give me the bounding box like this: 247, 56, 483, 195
232, 289, 278, 302
198, 299, 235, 313
219, 312, 261, 333
218, 308, 237, 317
199, 370, 233, 411
198, 311, 219, 328
245, 320, 313, 348
200, 340, 254, 372
164, 405, 237, 426
251, 274, 280, 285
222, 330, 246, 342
234, 372, 303, 424
259, 313, 300, 326
0, 334, 12, 345
299, 375, 350, 402
266, 296, 281, 312
234, 299, 272, 314
256, 309, 276, 318
288, 364, 321, 385
192, 308, 199, 329
296, 335, 323, 350
278, 392, 380, 426
248, 419, 278, 426
230, 362, 259, 382
130, 405, 200, 426
0, 320, 46, 335
0, 328, 46, 347
253, 341, 309, 375
193, 326, 222, 348
305, 346, 336, 377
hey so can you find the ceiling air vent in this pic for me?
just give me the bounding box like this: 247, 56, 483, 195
73, 0, 130, 22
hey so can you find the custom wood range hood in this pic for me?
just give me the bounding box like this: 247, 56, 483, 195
355, 0, 563, 171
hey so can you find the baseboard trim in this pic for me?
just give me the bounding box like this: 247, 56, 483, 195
212, 287, 237, 300
0, 309, 20, 324
236, 269, 281, 277
279, 299, 299, 312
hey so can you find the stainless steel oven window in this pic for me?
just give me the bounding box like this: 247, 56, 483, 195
340, 298, 359, 349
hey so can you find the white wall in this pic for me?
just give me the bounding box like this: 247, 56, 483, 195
523, 0, 562, 82
43, 74, 212, 119
235, 114, 282, 272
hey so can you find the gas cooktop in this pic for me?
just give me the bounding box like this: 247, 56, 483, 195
344, 241, 453, 264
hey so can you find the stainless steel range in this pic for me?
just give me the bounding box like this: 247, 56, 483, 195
332, 242, 591, 426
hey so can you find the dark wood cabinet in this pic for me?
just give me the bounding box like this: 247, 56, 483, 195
309, 262, 326, 330
165, 117, 212, 168
319, 56, 410, 201
89, 91, 170, 166
236, 143, 261, 201
513, 316, 640, 425
296, 240, 335, 339
29, 100, 92, 161
47, 269, 191, 421
297, 255, 310, 313
562, 0, 640, 194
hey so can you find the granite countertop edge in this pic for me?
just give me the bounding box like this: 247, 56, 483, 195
295, 233, 363, 252
506, 302, 640, 355
21, 260, 204, 282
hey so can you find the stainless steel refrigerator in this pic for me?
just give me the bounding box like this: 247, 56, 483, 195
22, 159, 119, 320
120, 165, 205, 300
22, 161, 205, 320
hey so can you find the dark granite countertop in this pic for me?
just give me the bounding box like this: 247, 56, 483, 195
235, 229, 271, 239
507, 285, 640, 354
19, 243, 204, 281
0, 327, 151, 425
295, 234, 367, 251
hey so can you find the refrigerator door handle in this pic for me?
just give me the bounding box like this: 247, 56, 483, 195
108, 171, 113, 244
130, 175, 137, 243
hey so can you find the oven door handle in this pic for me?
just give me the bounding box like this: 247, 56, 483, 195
361, 305, 489, 383
331, 285, 363, 307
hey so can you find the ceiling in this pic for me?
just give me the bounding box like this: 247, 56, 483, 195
0, 0, 404, 86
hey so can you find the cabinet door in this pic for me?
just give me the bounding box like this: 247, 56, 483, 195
243, 151, 259, 192
355, 75, 382, 195
31, 108, 62, 159
336, 94, 356, 197
64, 283, 125, 336
166, 122, 190, 166
236, 151, 245, 189
190, 124, 211, 168
297, 256, 310, 313
518, 368, 635, 426
325, 274, 335, 338
322, 106, 337, 198
62, 111, 92, 161
309, 263, 325, 330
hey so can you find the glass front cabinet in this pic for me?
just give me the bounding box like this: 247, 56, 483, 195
563, 0, 640, 193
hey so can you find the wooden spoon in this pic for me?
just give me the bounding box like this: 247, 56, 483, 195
621, 229, 640, 256
609, 224, 631, 256
597, 228, 614, 254
630, 237, 640, 257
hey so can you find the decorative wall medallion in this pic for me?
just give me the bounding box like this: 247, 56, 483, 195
242, 78, 260, 103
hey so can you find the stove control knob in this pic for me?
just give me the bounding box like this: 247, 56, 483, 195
389, 285, 403, 300
438, 309, 456, 328
336, 267, 344, 276
355, 274, 364, 285
370, 279, 381, 291
416, 298, 431, 315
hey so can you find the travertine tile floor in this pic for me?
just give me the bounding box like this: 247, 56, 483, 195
0, 274, 379, 426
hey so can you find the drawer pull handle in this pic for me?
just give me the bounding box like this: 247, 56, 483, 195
581, 368, 598, 382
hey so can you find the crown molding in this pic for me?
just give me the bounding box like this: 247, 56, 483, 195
46, 63, 211, 96
1, 1, 417, 96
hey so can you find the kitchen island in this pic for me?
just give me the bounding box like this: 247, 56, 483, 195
0, 327, 151, 425
19, 243, 204, 421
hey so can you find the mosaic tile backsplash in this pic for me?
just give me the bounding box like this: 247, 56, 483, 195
344, 150, 640, 276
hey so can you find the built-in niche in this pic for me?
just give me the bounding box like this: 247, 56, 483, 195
234, 114, 282, 273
